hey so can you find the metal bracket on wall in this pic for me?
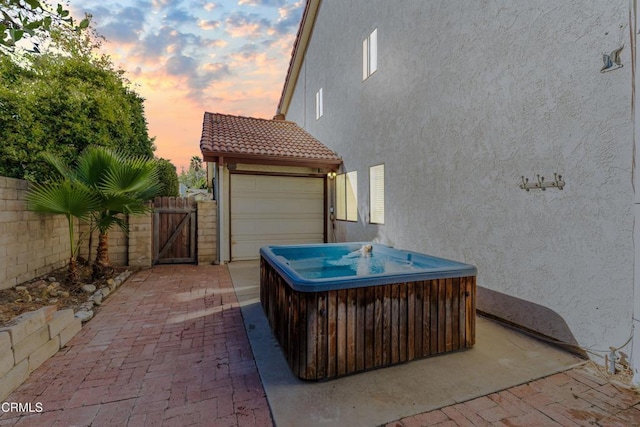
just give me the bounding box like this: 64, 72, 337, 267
520, 173, 565, 191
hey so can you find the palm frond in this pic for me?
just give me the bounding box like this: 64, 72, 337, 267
100, 156, 160, 197
76, 146, 119, 188
41, 152, 74, 179
26, 180, 99, 220
94, 212, 129, 234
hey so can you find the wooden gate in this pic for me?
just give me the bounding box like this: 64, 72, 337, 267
153, 197, 197, 264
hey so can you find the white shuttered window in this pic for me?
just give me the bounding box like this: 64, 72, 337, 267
335, 171, 358, 222
362, 28, 377, 80
315, 87, 323, 120
369, 164, 384, 224
346, 171, 357, 221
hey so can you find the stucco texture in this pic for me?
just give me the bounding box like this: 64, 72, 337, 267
286, 1, 634, 358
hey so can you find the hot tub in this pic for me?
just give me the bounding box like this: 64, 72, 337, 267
260, 242, 477, 380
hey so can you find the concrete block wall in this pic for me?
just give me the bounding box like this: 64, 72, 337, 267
1, 176, 207, 286
197, 200, 217, 264
128, 213, 153, 268
0, 306, 81, 400
0, 177, 74, 291
76, 212, 153, 268
79, 213, 153, 267
77, 223, 128, 267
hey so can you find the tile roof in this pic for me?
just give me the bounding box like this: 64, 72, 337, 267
200, 112, 341, 168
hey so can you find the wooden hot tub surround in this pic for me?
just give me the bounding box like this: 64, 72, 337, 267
260, 257, 476, 381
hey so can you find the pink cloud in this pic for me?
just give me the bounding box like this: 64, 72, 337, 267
198, 19, 220, 30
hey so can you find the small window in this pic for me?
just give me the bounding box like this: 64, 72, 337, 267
315, 87, 323, 120
362, 28, 377, 81
369, 164, 384, 224
336, 171, 358, 222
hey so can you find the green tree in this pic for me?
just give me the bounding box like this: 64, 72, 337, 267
0, 53, 155, 182
156, 158, 179, 197
0, 15, 155, 183
178, 156, 207, 190
0, 0, 90, 53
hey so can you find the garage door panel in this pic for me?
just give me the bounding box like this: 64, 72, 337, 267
232, 235, 322, 261
232, 218, 323, 235
233, 198, 322, 214
230, 174, 325, 260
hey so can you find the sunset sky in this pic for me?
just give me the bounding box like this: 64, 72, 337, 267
69, 0, 304, 172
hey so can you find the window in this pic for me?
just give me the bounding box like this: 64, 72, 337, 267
362, 28, 377, 80
369, 164, 384, 224
335, 171, 357, 221
315, 87, 323, 120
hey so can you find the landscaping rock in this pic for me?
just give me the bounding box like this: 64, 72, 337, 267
58, 291, 70, 298
48, 277, 56, 282
15, 286, 27, 292
81, 284, 96, 294
90, 293, 103, 306
99, 287, 110, 298
80, 301, 94, 310
74, 310, 93, 322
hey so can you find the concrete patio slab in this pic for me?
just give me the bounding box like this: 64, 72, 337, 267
228, 260, 584, 427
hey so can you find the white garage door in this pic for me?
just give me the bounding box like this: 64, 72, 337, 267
230, 174, 325, 260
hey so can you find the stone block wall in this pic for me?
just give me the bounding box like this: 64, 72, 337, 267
0, 306, 81, 400
0, 177, 74, 291
197, 200, 217, 264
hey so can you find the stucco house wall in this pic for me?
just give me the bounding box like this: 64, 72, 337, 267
284, 1, 634, 362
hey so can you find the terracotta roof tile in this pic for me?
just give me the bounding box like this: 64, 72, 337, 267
200, 112, 341, 167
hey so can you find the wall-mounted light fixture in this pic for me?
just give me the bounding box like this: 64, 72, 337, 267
327, 171, 337, 179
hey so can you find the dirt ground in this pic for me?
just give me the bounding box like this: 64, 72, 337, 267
0, 260, 123, 326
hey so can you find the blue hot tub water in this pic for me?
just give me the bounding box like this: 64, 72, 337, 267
260, 242, 477, 292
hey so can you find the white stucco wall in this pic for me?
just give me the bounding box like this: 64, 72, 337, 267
285, 1, 634, 362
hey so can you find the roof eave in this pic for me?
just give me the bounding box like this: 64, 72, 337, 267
276, 0, 321, 117
201, 150, 341, 171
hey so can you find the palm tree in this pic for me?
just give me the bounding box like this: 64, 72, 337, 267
37, 146, 161, 279
25, 179, 100, 282
74, 147, 161, 278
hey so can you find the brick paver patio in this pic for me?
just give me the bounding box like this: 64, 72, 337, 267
0, 265, 271, 427
0, 264, 639, 426
388, 366, 640, 426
